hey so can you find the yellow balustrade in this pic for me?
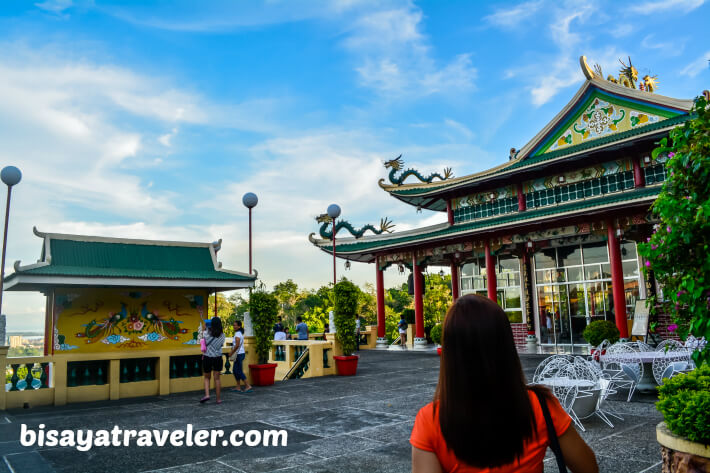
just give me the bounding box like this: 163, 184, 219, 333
0, 336, 338, 410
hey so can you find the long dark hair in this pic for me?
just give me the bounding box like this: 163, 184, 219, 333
435, 294, 547, 468
210, 316, 223, 338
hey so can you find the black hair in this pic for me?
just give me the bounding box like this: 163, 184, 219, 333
210, 316, 223, 338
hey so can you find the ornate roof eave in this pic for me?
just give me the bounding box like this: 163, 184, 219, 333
6, 228, 256, 289
310, 185, 661, 261
378, 57, 693, 207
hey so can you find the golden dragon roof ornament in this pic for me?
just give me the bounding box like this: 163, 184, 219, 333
580, 55, 658, 92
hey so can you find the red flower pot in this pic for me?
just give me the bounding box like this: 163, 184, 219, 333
334, 355, 359, 376
248, 363, 277, 386
437, 347, 442, 356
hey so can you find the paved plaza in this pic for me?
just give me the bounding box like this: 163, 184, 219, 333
0, 350, 663, 473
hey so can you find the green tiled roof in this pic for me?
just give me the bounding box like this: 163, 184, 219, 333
8, 238, 254, 282
388, 114, 690, 198
326, 185, 661, 254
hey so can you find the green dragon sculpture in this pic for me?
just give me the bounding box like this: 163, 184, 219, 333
314, 213, 394, 240
380, 155, 453, 186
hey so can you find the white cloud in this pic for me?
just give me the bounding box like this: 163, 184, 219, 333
159, 128, 179, 147
628, 0, 704, 14
344, 5, 477, 97
483, 0, 544, 28
680, 50, 710, 77
641, 34, 685, 56
444, 119, 474, 140
34, 0, 73, 17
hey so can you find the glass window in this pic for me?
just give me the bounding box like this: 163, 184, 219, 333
461, 262, 475, 277
507, 311, 523, 323
461, 278, 472, 291
620, 241, 638, 260
585, 265, 601, 280
499, 255, 519, 272
601, 263, 611, 279
622, 260, 639, 278
534, 248, 557, 269
504, 287, 521, 308
582, 242, 608, 264
567, 267, 583, 281
558, 246, 582, 266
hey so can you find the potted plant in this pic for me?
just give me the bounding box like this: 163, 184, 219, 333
655, 365, 710, 471
248, 290, 279, 386
430, 323, 442, 356
333, 280, 359, 376
582, 320, 620, 357
637, 95, 710, 471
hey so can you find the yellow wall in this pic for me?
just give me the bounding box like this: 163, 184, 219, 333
53, 288, 208, 353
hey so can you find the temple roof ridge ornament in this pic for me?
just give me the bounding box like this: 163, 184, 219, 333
378, 154, 453, 188
311, 213, 395, 241
580, 55, 658, 93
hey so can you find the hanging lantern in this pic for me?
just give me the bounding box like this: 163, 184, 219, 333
344, 260, 351, 270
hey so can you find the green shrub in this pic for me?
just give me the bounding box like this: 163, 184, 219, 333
402, 308, 415, 325
582, 320, 620, 347
334, 280, 358, 356
430, 324, 442, 346
656, 364, 710, 444
250, 291, 279, 365
638, 95, 710, 366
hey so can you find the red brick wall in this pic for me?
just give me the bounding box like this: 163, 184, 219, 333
654, 312, 681, 341
511, 323, 528, 346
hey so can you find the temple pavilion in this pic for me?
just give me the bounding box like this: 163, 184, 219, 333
5, 228, 255, 356
309, 56, 696, 349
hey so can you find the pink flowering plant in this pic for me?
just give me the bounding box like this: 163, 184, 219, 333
639, 95, 710, 366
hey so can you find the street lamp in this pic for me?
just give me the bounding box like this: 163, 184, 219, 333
0, 166, 21, 321
242, 192, 258, 275
327, 204, 341, 286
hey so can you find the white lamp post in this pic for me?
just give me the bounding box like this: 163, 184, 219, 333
242, 193, 258, 275
327, 204, 341, 286
0, 166, 21, 344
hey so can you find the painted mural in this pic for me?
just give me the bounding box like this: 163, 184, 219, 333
452, 185, 517, 209
538, 93, 670, 155
53, 288, 207, 353
523, 158, 632, 193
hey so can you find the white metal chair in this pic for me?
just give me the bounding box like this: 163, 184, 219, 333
532, 355, 574, 384
602, 342, 643, 402
652, 341, 692, 385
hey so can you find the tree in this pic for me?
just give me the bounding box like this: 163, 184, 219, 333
207, 293, 236, 336
639, 95, 710, 366
423, 273, 452, 331
273, 279, 300, 325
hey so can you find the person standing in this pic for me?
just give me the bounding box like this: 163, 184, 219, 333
230, 320, 252, 393
398, 314, 408, 348
355, 315, 361, 351
410, 295, 597, 473
200, 316, 225, 404
296, 316, 309, 340
273, 316, 284, 335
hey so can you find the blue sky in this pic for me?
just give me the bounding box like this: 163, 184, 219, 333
1, 0, 709, 332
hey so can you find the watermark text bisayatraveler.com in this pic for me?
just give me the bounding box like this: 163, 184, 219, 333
20, 424, 288, 451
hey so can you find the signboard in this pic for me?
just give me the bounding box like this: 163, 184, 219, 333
631, 300, 649, 337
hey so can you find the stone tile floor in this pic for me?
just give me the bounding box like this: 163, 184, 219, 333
0, 350, 663, 472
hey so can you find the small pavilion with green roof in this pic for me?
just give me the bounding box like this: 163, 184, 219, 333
5, 228, 255, 355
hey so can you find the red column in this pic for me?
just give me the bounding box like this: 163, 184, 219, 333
413, 256, 425, 339
485, 240, 497, 302
607, 219, 629, 338
376, 259, 386, 339
517, 182, 526, 211
446, 200, 454, 225
450, 263, 460, 301
633, 156, 645, 188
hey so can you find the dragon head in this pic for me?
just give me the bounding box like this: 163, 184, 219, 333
384, 154, 403, 170
315, 213, 331, 223
642, 75, 658, 93
619, 57, 638, 83
379, 217, 395, 233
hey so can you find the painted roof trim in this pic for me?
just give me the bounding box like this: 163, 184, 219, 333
311, 185, 661, 258
6, 229, 256, 288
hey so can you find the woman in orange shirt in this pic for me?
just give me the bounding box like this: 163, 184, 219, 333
411, 295, 598, 473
